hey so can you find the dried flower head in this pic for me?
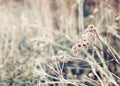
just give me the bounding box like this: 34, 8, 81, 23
88, 24, 94, 29
86, 31, 94, 38
115, 15, 120, 21
57, 50, 64, 55
72, 24, 97, 54
72, 43, 82, 55
82, 40, 90, 49
58, 55, 69, 63
88, 73, 95, 79
84, 24, 96, 41
77, 43, 82, 49
85, 24, 96, 33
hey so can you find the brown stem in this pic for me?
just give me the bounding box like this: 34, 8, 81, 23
93, 43, 120, 66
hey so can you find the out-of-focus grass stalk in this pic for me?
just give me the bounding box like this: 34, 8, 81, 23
77, 0, 84, 35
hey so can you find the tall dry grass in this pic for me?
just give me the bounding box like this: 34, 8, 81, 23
0, 0, 120, 86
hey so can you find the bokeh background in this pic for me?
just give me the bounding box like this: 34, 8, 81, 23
0, 0, 120, 86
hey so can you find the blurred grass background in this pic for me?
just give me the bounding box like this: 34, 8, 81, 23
0, 0, 120, 86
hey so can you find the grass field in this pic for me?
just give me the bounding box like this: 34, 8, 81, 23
0, 0, 120, 86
